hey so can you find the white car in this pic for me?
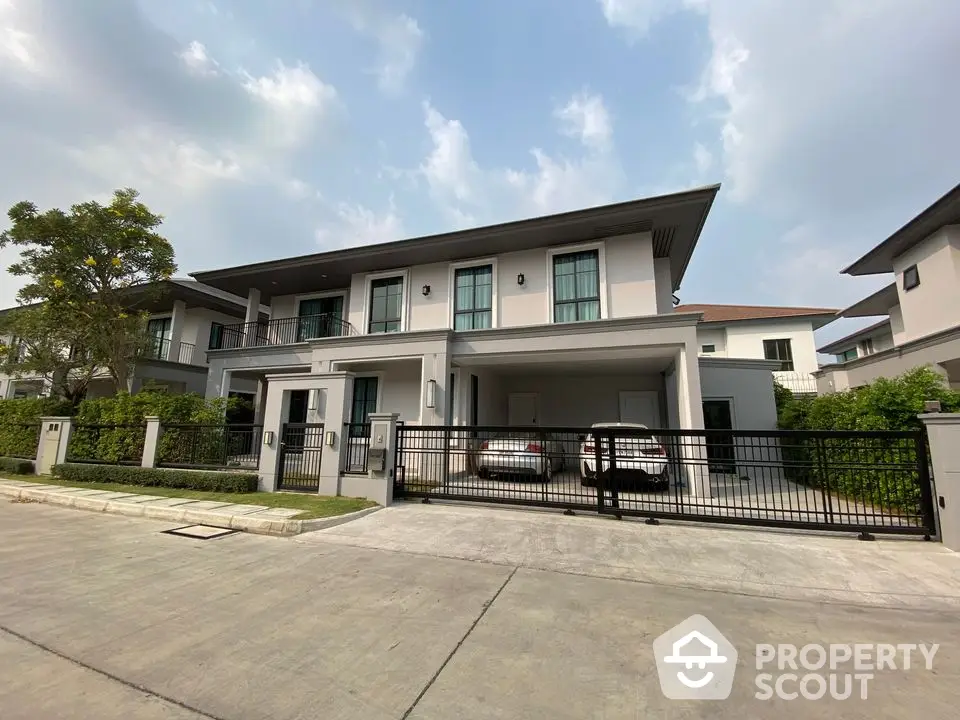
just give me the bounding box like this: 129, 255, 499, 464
579, 422, 670, 490
476, 431, 565, 481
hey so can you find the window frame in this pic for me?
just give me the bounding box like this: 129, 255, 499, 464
701, 344, 716, 354
449, 259, 498, 331
860, 337, 874, 356
363, 269, 410, 334
762, 338, 795, 371
838, 348, 858, 363
902, 264, 920, 291
546, 242, 607, 324
349, 375, 382, 436
296, 290, 348, 341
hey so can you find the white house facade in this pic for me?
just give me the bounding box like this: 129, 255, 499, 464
673, 304, 838, 396
187, 185, 790, 492
815, 183, 960, 392
0, 279, 265, 400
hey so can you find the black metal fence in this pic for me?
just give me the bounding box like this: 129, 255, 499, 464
210, 314, 358, 350
394, 425, 936, 537
0, 423, 41, 459
341, 423, 371, 474
66, 424, 146, 465
157, 424, 263, 470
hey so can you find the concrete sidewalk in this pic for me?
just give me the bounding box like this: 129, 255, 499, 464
0, 479, 378, 536
299, 501, 960, 611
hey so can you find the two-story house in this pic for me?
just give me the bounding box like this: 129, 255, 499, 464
673, 304, 838, 396
815, 183, 960, 392
0, 279, 266, 400
191, 184, 787, 491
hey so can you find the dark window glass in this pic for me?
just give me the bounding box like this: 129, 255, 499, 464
763, 338, 794, 371
701, 344, 716, 353
369, 278, 403, 333
209, 322, 224, 349
350, 377, 379, 436
298, 296, 345, 340
903, 265, 920, 291
553, 250, 600, 322
454, 265, 493, 330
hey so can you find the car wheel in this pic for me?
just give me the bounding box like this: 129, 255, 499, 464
652, 473, 670, 491
477, 466, 490, 479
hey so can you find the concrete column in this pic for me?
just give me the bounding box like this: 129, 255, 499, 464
419, 351, 450, 426
243, 288, 261, 348
36, 417, 72, 475
920, 413, 960, 550
142, 416, 161, 468
253, 378, 267, 425
258, 387, 290, 492
168, 299, 187, 363
676, 346, 710, 499
318, 375, 353, 496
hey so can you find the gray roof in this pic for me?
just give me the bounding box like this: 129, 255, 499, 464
842, 182, 960, 276
191, 184, 721, 303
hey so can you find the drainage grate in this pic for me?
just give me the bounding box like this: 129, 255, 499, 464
161, 525, 239, 540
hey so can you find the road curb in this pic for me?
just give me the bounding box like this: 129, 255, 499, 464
0, 480, 381, 536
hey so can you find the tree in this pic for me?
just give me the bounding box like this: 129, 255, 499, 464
0, 304, 100, 407
0, 189, 176, 391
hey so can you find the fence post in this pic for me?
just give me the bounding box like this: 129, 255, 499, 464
36, 417, 73, 475
919, 413, 960, 548
142, 416, 161, 469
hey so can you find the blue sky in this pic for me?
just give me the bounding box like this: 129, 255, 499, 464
1, 0, 958, 351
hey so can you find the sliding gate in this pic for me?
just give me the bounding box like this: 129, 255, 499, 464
394, 425, 937, 537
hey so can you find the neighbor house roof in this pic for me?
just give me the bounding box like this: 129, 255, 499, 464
674, 303, 840, 329
191, 184, 721, 303
817, 318, 892, 355
842, 182, 960, 276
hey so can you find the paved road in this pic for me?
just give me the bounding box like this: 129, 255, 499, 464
1, 500, 959, 719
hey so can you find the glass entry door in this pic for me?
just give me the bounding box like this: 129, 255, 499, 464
298, 296, 344, 341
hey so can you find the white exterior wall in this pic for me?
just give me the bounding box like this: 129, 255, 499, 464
889, 304, 907, 346
721, 319, 820, 375
265, 232, 663, 332
696, 328, 728, 356
892, 226, 960, 343
698, 362, 778, 432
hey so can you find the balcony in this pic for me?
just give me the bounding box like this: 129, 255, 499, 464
210, 313, 359, 350
773, 371, 818, 396
144, 338, 201, 366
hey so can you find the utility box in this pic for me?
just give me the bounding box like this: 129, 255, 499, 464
368, 420, 390, 472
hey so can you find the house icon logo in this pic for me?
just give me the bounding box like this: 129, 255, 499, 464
653, 614, 738, 700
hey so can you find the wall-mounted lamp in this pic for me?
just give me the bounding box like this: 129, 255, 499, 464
263, 430, 275, 445
325, 430, 336, 447
672, 293, 680, 307
307, 389, 318, 411
517, 273, 525, 286
422, 284, 431, 296
426, 379, 437, 409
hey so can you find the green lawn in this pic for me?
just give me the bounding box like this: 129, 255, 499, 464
7, 477, 377, 519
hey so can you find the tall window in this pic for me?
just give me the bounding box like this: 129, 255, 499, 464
146, 318, 172, 360
350, 377, 379, 436
763, 338, 794, 371
298, 296, 344, 340
209, 322, 224, 349
861, 337, 874, 356
454, 265, 493, 330
368, 277, 403, 333
553, 249, 600, 323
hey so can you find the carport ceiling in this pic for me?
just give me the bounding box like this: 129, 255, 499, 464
456, 350, 676, 375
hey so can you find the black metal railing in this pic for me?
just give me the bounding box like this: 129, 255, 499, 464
0, 423, 41, 459
341, 423, 371, 474
157, 424, 263, 470
66, 424, 147, 465
210, 314, 358, 350
393, 425, 936, 537
145, 336, 171, 361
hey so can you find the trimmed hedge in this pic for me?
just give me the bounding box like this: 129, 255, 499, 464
0, 457, 35, 475
52, 463, 258, 493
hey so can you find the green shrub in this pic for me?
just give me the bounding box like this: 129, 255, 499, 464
0, 398, 72, 458
775, 366, 959, 513
52, 463, 258, 492
0, 457, 35, 474
74, 391, 228, 426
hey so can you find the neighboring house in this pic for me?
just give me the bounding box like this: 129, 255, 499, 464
815, 183, 960, 392
0, 279, 267, 400
190, 184, 785, 482
673, 304, 839, 396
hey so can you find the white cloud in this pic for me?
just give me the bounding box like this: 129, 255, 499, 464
555, 91, 612, 151
178, 40, 219, 77
416, 92, 624, 226
597, 0, 688, 37
242, 60, 335, 110
693, 142, 712, 177
316, 199, 405, 249
0, 0, 41, 74
370, 14, 423, 93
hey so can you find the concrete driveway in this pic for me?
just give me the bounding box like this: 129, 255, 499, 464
2, 499, 959, 719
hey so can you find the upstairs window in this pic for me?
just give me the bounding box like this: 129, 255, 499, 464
838, 348, 858, 363
209, 322, 224, 349
903, 264, 920, 291
763, 338, 794, 371
860, 337, 874, 356
368, 277, 403, 333
454, 265, 493, 330
553, 249, 600, 323
701, 344, 716, 353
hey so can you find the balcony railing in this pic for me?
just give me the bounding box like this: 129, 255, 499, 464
177, 342, 196, 365
143, 337, 202, 366
774, 371, 818, 395
210, 313, 358, 350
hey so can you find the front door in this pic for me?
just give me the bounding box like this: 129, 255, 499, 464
508, 393, 539, 425
618, 391, 660, 427
703, 399, 736, 474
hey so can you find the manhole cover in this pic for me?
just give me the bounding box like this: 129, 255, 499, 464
161, 525, 239, 540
